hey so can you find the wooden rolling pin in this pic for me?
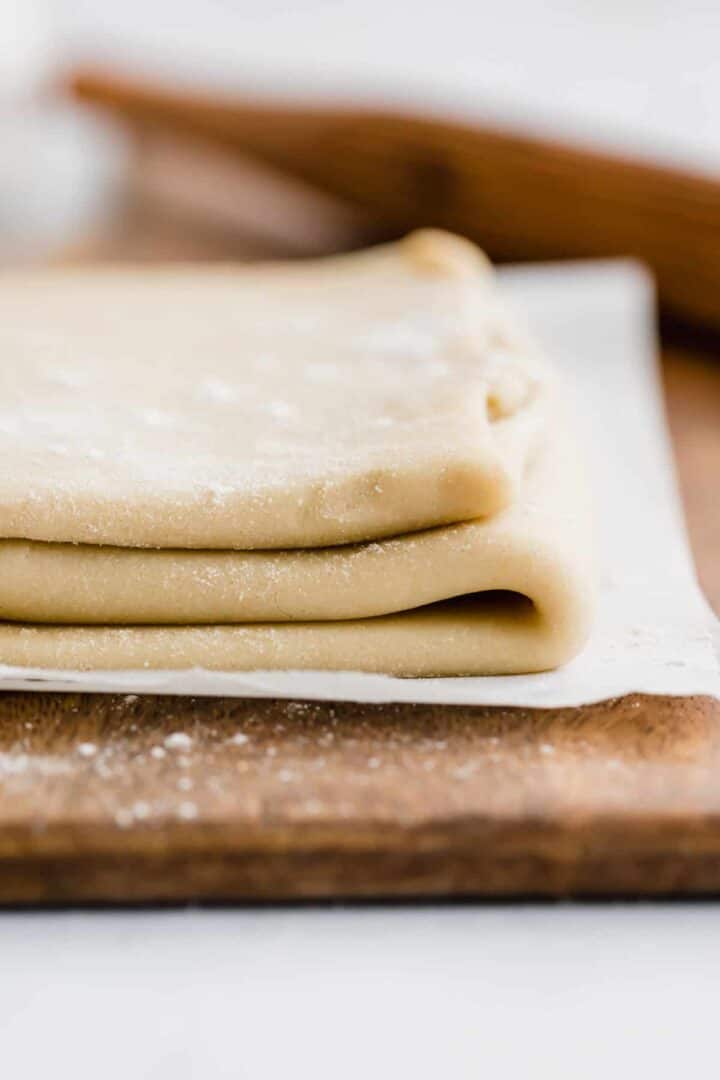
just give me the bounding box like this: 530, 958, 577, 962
72, 67, 720, 330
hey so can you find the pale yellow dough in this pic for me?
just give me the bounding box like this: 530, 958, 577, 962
0, 230, 542, 550
0, 230, 594, 675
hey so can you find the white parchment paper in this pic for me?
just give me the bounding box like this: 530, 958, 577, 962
1, 260, 717, 704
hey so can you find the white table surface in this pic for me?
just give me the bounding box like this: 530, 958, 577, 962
4, 903, 720, 1078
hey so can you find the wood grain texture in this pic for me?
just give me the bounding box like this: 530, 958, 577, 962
72, 67, 720, 331
663, 347, 720, 612
0, 692, 718, 904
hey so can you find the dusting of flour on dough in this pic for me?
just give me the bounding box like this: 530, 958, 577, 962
0, 238, 542, 548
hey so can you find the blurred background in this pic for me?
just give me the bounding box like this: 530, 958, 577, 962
4, 0, 720, 323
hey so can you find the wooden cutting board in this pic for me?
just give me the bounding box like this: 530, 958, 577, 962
0, 201, 718, 903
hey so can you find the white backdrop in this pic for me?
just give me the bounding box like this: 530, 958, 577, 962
52, 0, 720, 171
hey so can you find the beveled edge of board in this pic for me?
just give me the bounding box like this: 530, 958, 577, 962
1, 692, 718, 904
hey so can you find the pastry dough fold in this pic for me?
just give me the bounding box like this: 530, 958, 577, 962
0, 231, 594, 674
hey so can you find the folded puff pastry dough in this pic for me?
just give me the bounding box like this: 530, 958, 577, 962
0, 230, 594, 675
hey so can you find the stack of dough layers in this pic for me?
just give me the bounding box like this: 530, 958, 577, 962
0, 230, 594, 676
